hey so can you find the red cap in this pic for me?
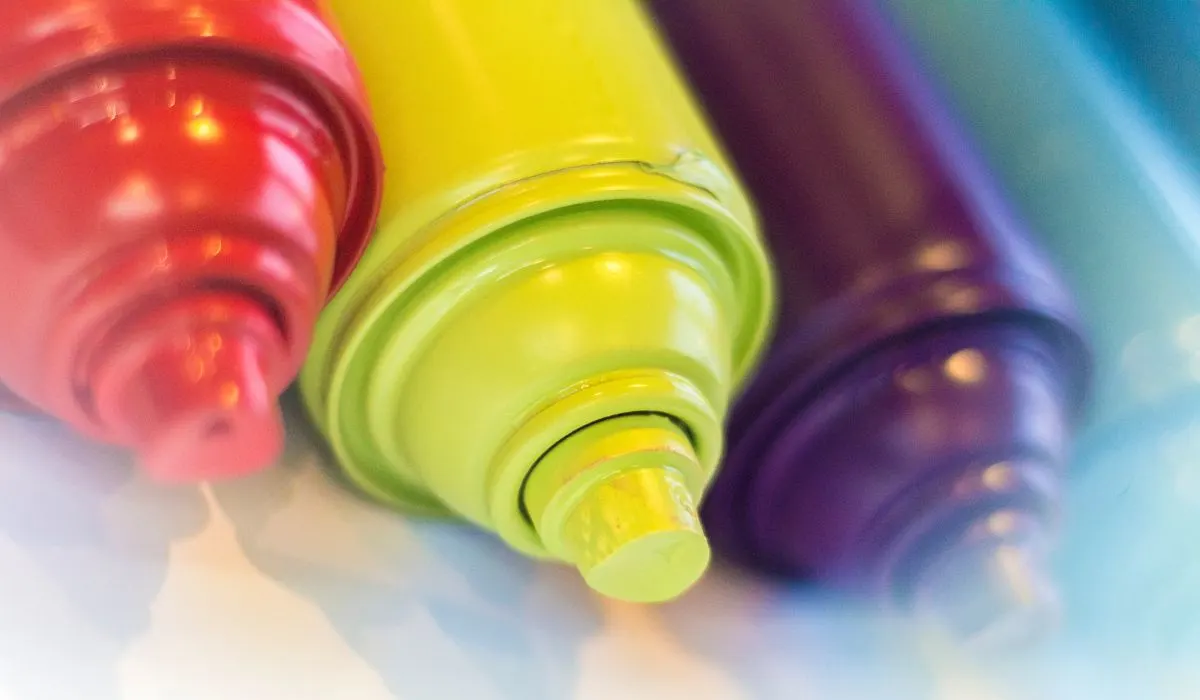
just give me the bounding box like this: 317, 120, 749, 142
88, 294, 290, 481
0, 0, 384, 479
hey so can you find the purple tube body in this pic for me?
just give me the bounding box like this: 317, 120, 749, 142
649, 0, 1090, 640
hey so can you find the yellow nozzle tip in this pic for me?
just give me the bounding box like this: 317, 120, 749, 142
560, 466, 711, 603
582, 528, 711, 603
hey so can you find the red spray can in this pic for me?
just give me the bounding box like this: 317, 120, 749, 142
0, 0, 383, 480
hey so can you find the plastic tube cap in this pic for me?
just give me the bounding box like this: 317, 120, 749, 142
89, 293, 289, 481
523, 414, 711, 603
562, 466, 710, 602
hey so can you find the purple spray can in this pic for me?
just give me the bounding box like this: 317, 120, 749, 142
648, 0, 1090, 642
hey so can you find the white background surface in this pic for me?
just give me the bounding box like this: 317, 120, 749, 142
0, 402, 1184, 700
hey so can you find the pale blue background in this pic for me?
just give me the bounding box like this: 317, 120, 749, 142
0, 402, 1185, 700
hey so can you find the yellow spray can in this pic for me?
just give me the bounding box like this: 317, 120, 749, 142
302, 0, 774, 602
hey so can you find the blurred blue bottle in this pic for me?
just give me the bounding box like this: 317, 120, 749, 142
882, 0, 1200, 657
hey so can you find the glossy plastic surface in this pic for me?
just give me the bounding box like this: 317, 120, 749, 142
649, 0, 1089, 642
0, 0, 383, 480
300, 0, 774, 602
883, 0, 1200, 657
